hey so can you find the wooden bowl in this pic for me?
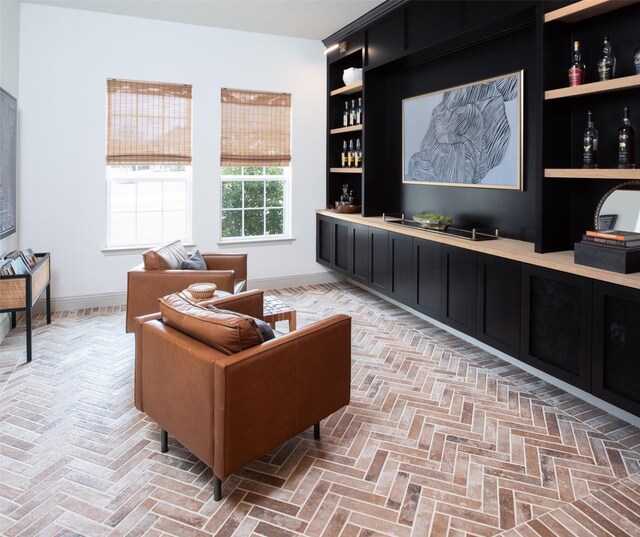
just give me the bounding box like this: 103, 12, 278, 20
332, 204, 361, 214
187, 283, 217, 300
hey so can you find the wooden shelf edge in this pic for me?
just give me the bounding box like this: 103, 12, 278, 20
545, 75, 640, 100
329, 167, 362, 174
329, 125, 363, 135
330, 81, 363, 97
545, 168, 640, 180
544, 0, 638, 23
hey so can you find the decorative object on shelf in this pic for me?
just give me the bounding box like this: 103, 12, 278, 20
569, 40, 585, 86
340, 183, 350, 202
187, 282, 217, 300
403, 71, 522, 190
383, 214, 499, 241
596, 214, 618, 231
342, 67, 362, 86
331, 203, 361, 214
343, 101, 349, 127
0, 87, 17, 240
412, 213, 453, 230
593, 180, 640, 232
617, 106, 635, 168
574, 241, 640, 273
597, 35, 616, 81
341, 140, 348, 167
634, 45, 640, 74
582, 110, 599, 168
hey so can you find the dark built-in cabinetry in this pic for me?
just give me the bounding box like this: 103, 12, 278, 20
317, 212, 640, 416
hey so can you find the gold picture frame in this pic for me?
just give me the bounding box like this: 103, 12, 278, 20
402, 70, 523, 190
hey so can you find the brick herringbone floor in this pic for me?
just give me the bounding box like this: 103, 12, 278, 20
1, 283, 640, 536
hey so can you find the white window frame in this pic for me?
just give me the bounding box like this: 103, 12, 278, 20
105, 165, 192, 249
219, 166, 291, 243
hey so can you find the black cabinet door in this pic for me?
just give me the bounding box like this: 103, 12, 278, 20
370, 227, 390, 294
389, 232, 414, 304
333, 219, 351, 275
592, 282, 640, 416
316, 214, 333, 268
414, 238, 442, 320
521, 264, 592, 391
350, 223, 370, 285
441, 245, 477, 336
476, 254, 521, 358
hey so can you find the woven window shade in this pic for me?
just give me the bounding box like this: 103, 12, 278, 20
221, 88, 291, 166
107, 79, 192, 165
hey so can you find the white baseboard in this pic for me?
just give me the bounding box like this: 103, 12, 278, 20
351, 281, 640, 428
28, 272, 344, 314
0, 313, 10, 344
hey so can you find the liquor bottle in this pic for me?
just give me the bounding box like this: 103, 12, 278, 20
634, 46, 640, 75
582, 111, 598, 169
356, 138, 362, 167
341, 140, 348, 167
568, 41, 585, 87
618, 107, 635, 168
356, 97, 362, 125
348, 139, 354, 167
343, 102, 349, 127
349, 99, 356, 126
597, 35, 616, 81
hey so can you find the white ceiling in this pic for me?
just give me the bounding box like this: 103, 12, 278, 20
22, 0, 386, 40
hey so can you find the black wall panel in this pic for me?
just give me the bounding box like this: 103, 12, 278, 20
366, 11, 405, 70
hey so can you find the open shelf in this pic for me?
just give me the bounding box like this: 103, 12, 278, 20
545, 168, 640, 180
330, 125, 363, 135
330, 81, 363, 97
330, 167, 362, 174
545, 75, 640, 101
544, 0, 638, 24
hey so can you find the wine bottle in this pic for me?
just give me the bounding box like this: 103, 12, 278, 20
634, 46, 640, 75
582, 111, 598, 169
356, 97, 362, 125
356, 138, 362, 167
343, 102, 349, 128
618, 107, 635, 169
341, 140, 348, 167
597, 35, 616, 81
349, 99, 356, 126
568, 41, 585, 87
348, 139, 354, 167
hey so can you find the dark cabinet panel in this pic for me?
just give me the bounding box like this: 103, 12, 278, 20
370, 227, 390, 294
461, 0, 536, 31
406, 1, 461, 53
414, 238, 442, 320
390, 232, 414, 303
592, 282, 640, 416
442, 245, 477, 336
333, 220, 350, 275
521, 265, 592, 390
316, 215, 333, 268
477, 254, 520, 358
350, 223, 370, 285
365, 11, 405, 70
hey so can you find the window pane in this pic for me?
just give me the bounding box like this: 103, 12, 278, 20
266, 167, 284, 175
222, 210, 242, 238
138, 211, 162, 244
221, 166, 241, 175
137, 182, 162, 212
163, 182, 186, 211
222, 181, 242, 209
243, 166, 264, 176
163, 211, 186, 240
110, 212, 136, 246
244, 181, 264, 208
266, 208, 284, 235
266, 181, 284, 207
244, 209, 264, 236
111, 182, 136, 212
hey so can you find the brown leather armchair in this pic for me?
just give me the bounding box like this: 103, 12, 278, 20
134, 290, 351, 501
125, 252, 247, 333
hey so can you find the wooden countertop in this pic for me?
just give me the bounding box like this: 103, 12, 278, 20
317, 209, 640, 290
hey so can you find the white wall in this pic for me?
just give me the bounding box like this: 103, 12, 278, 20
18, 3, 328, 306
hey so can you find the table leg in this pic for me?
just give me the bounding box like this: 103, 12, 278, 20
26, 308, 32, 363
11, 311, 16, 329
289, 312, 297, 331
46, 284, 51, 324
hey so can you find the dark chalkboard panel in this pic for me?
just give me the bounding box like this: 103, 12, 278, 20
0, 87, 17, 241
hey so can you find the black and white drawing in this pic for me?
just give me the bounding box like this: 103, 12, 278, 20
403, 71, 522, 189
0, 87, 17, 240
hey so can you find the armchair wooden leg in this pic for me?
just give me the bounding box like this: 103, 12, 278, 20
214, 475, 222, 501
314, 422, 320, 440
161, 429, 168, 453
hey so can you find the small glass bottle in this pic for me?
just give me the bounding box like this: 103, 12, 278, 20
618, 107, 635, 169
582, 111, 598, 169
597, 35, 616, 81
341, 140, 348, 167
343, 102, 349, 127
355, 138, 363, 167
356, 97, 362, 125
349, 99, 356, 126
569, 40, 585, 87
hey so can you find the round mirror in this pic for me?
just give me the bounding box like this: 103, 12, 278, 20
595, 181, 640, 232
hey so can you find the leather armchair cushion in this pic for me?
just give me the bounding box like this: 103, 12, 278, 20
143, 240, 188, 270
179, 249, 207, 270
160, 293, 262, 355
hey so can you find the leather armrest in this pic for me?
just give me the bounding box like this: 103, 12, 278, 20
206, 289, 264, 319
202, 253, 247, 282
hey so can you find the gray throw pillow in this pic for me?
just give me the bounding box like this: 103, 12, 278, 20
180, 249, 207, 270
207, 305, 276, 342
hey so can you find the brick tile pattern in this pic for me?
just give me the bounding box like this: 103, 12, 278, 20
0, 284, 639, 536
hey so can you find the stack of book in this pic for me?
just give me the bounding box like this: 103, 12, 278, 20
0, 249, 38, 276
575, 230, 640, 274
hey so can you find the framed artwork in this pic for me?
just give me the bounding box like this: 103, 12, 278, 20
402, 71, 523, 189
0, 87, 17, 239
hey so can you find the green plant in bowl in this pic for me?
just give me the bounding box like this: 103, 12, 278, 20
413, 213, 452, 230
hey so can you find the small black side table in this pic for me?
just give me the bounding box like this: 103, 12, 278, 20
0, 253, 51, 363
